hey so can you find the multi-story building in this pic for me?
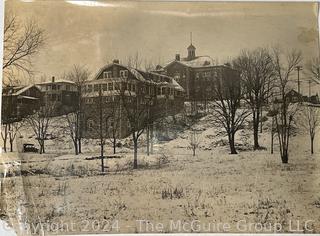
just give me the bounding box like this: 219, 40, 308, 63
36, 77, 78, 115
2, 85, 43, 123
81, 60, 185, 139
155, 43, 241, 105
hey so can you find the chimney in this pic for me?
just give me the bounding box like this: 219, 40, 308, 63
52, 76, 55, 83
175, 54, 180, 61
113, 59, 119, 64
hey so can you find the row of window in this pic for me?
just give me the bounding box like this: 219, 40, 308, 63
45, 84, 72, 91
83, 83, 183, 97
103, 70, 128, 79
84, 82, 137, 93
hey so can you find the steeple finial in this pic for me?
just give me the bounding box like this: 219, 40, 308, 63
190, 32, 192, 45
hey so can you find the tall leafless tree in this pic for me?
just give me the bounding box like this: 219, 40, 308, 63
26, 104, 54, 154
65, 65, 90, 153
211, 74, 251, 154
1, 124, 9, 153
233, 48, 274, 149
299, 105, 320, 154
8, 121, 23, 152
88, 85, 111, 172
118, 78, 155, 169
1, 120, 22, 153
189, 129, 201, 157
3, 13, 45, 85
271, 47, 302, 163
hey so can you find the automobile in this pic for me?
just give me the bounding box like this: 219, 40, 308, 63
23, 143, 39, 153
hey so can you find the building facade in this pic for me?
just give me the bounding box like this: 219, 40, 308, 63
155, 43, 241, 105
36, 77, 78, 115
2, 85, 43, 123
81, 60, 185, 139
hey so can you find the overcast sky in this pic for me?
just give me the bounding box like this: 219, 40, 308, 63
4, 1, 320, 85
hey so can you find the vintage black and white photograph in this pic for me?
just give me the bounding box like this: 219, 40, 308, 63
0, 1, 320, 235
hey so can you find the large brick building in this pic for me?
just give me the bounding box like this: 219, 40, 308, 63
155, 43, 240, 105
81, 60, 185, 139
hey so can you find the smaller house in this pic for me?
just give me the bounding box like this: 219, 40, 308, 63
36, 76, 78, 115
285, 89, 303, 103
2, 85, 43, 123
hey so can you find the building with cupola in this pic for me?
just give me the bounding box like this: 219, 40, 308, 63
154, 41, 240, 109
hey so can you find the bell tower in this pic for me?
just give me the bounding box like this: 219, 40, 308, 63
187, 32, 196, 60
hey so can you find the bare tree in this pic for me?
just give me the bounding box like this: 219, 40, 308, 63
118, 78, 155, 169
126, 52, 143, 69
271, 48, 302, 163
233, 48, 274, 149
1, 124, 9, 153
65, 113, 80, 155
25, 104, 54, 154
3, 13, 45, 85
89, 86, 111, 172
66, 65, 90, 153
8, 121, 23, 152
299, 105, 320, 154
211, 74, 250, 154
189, 129, 201, 156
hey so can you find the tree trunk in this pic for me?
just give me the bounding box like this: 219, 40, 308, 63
133, 139, 138, 169
193, 147, 196, 156
74, 141, 78, 155
42, 140, 45, 154
311, 136, 314, 155
281, 149, 288, 164
39, 140, 45, 154
3, 140, 7, 153
253, 111, 260, 150
78, 138, 82, 154
260, 108, 263, 133
146, 125, 150, 156
2, 125, 8, 152
113, 137, 116, 154
253, 122, 260, 150
9, 139, 13, 152
100, 142, 104, 173
271, 118, 274, 154
228, 133, 237, 154
150, 123, 154, 154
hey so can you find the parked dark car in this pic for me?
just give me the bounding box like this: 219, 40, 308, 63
23, 144, 39, 153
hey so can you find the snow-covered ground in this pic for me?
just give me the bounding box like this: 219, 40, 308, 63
1, 112, 320, 235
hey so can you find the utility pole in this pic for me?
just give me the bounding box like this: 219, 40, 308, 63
295, 65, 303, 94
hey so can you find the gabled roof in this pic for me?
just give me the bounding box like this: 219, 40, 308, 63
2, 84, 40, 96
286, 89, 302, 97
163, 55, 215, 68
93, 63, 147, 82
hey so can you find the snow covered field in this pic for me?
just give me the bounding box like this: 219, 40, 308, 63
1, 113, 320, 235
